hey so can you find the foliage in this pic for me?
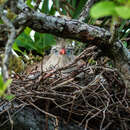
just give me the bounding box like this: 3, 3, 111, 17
13, 42, 26, 56
4, 94, 15, 101
0, 75, 11, 96
0, 75, 14, 100
88, 59, 96, 65
90, 1, 117, 18
90, 0, 130, 47
14, 29, 56, 55
123, 41, 128, 47
34, 32, 56, 52
90, 0, 130, 19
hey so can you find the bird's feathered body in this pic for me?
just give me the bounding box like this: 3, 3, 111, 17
43, 39, 75, 71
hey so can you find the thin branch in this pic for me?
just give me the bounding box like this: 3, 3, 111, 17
79, 0, 95, 22
109, 17, 118, 43
7, 110, 14, 130
29, 101, 57, 119
100, 98, 110, 130
0, 6, 16, 85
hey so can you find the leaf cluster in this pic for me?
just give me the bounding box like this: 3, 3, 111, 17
13, 29, 56, 55
0, 75, 14, 100
90, 0, 130, 19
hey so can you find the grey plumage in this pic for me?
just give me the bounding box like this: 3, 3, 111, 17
42, 38, 75, 71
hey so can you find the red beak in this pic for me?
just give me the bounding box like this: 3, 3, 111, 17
59, 48, 66, 55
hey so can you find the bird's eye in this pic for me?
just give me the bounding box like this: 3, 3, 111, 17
53, 49, 58, 54
66, 49, 72, 55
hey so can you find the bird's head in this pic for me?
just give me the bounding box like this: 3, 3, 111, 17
43, 44, 75, 71
51, 45, 74, 56
59, 48, 66, 55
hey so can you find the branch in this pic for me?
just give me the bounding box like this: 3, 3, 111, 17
0, 6, 16, 84
14, 10, 129, 60
14, 11, 110, 42
78, 0, 95, 22
2, 4, 130, 63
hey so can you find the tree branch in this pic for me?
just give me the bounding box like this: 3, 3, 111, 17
78, 0, 95, 22
14, 11, 110, 42
0, 6, 16, 85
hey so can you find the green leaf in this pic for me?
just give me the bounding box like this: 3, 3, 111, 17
15, 29, 56, 54
90, 1, 117, 19
26, 0, 34, 8
123, 41, 127, 47
115, 6, 130, 19
55, 0, 60, 9
3, 79, 12, 90
34, 33, 56, 54
0, 76, 12, 96
0, 19, 3, 24
116, 0, 126, 4
49, 4, 56, 15
24, 27, 32, 35
13, 42, 25, 55
41, 0, 49, 13
88, 59, 96, 65
72, 0, 76, 8
15, 32, 34, 49
0, 75, 4, 90
4, 94, 15, 101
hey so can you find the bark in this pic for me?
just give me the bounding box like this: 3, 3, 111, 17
79, 0, 95, 22
0, 2, 130, 91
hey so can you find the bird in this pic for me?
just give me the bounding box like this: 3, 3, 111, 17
25, 38, 75, 79
42, 38, 75, 72
26, 38, 85, 79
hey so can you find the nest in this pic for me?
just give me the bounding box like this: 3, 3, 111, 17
0, 46, 130, 130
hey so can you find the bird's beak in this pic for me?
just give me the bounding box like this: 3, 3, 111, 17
59, 48, 66, 55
